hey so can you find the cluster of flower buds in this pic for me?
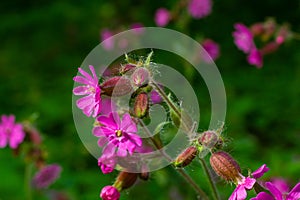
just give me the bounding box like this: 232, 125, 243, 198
233, 18, 294, 68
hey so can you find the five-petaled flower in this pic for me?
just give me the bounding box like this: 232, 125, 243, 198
229, 164, 269, 200
93, 112, 142, 157
0, 114, 25, 149
73, 65, 101, 118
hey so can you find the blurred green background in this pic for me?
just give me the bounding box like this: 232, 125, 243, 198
0, 0, 300, 199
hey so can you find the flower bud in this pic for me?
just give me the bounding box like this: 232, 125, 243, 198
113, 172, 138, 190
210, 151, 241, 182
174, 146, 198, 168
198, 131, 218, 149
120, 64, 136, 74
131, 67, 150, 87
133, 92, 149, 118
100, 185, 120, 200
101, 76, 133, 96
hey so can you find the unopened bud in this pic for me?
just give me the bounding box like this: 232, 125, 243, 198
133, 93, 149, 118
120, 64, 136, 74
198, 131, 219, 149
210, 151, 241, 182
174, 146, 198, 168
131, 67, 150, 87
113, 171, 138, 191
101, 76, 133, 96
250, 23, 264, 36
261, 42, 279, 55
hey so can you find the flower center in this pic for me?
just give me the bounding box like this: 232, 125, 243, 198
115, 130, 122, 137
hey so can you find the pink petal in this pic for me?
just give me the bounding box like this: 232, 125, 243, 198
265, 182, 283, 200
229, 187, 238, 200
0, 131, 8, 148
250, 192, 274, 200
73, 86, 89, 95
121, 113, 137, 133
244, 177, 256, 190
116, 147, 127, 157
97, 137, 108, 147
78, 67, 93, 82
236, 185, 247, 200
73, 76, 90, 85
127, 133, 142, 146
97, 114, 118, 129
102, 142, 116, 157
287, 183, 300, 200
252, 164, 269, 179
89, 65, 98, 81
76, 95, 94, 109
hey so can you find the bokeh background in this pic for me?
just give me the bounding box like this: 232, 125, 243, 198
0, 0, 300, 199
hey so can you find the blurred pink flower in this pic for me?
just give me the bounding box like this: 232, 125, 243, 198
229, 164, 269, 200
73, 65, 101, 117
187, 0, 212, 19
154, 8, 171, 27
130, 23, 144, 34
0, 114, 25, 149
101, 29, 114, 50
93, 112, 142, 157
233, 23, 255, 53
150, 89, 162, 104
32, 164, 62, 189
100, 185, 120, 200
202, 39, 220, 62
251, 182, 300, 200
247, 49, 263, 68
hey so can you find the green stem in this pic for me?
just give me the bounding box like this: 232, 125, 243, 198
24, 163, 33, 200
199, 158, 220, 200
138, 119, 209, 199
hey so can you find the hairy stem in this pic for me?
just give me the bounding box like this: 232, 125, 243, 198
199, 158, 220, 200
138, 119, 209, 199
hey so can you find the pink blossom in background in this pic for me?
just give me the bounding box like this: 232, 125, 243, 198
154, 8, 171, 27
0, 115, 25, 149
247, 49, 263, 68
130, 23, 144, 34
251, 182, 300, 200
101, 29, 114, 50
100, 185, 120, 200
73, 65, 101, 117
32, 164, 62, 189
229, 164, 269, 200
233, 23, 255, 53
202, 39, 220, 62
150, 90, 163, 104
93, 112, 142, 157
187, 0, 212, 19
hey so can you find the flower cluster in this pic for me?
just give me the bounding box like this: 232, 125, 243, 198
233, 19, 293, 68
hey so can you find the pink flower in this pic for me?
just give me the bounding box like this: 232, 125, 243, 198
130, 23, 144, 34
98, 154, 116, 174
154, 8, 171, 27
202, 39, 220, 62
0, 115, 25, 149
32, 164, 62, 189
251, 182, 300, 200
247, 49, 263, 68
187, 0, 212, 19
101, 29, 114, 50
229, 164, 269, 200
100, 185, 120, 200
93, 112, 142, 157
233, 23, 255, 53
73, 65, 101, 117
